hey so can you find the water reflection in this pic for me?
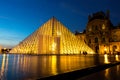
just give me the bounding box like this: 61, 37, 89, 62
105, 68, 109, 79
0, 54, 119, 80
0, 54, 9, 80
104, 64, 120, 80
51, 56, 57, 75
93, 54, 100, 64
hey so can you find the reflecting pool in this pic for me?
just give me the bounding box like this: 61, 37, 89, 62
0, 54, 120, 80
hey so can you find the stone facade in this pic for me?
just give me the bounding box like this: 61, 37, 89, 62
76, 11, 120, 54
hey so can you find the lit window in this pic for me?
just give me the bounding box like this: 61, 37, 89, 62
88, 27, 92, 31
102, 24, 105, 29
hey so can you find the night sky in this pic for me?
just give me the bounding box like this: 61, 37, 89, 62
0, 0, 120, 48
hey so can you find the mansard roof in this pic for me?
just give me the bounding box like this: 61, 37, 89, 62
88, 11, 109, 22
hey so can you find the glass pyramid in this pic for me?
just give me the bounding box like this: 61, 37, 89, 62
10, 17, 94, 54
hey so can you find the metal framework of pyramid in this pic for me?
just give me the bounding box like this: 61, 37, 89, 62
10, 17, 94, 54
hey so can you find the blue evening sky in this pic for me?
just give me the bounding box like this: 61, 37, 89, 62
0, 0, 120, 48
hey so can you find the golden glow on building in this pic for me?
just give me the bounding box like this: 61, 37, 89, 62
104, 47, 107, 52
85, 11, 120, 54
10, 17, 94, 54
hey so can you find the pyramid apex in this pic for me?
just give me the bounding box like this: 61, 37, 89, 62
50, 16, 57, 20
52, 16, 55, 18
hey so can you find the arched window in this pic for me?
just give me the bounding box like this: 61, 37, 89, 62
113, 45, 117, 52
95, 46, 99, 53
95, 37, 98, 43
102, 24, 105, 29
89, 39, 91, 43
113, 35, 117, 41
102, 38, 105, 42
95, 26, 98, 30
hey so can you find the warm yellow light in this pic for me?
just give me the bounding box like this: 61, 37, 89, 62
51, 42, 56, 52
3, 48, 6, 50
104, 54, 110, 63
115, 55, 119, 61
51, 56, 57, 75
57, 31, 61, 35
90, 51, 94, 54
104, 48, 107, 51
105, 68, 109, 77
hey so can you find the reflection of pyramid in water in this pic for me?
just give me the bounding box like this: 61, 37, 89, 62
10, 17, 94, 54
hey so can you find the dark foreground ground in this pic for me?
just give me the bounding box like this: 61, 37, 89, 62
39, 62, 120, 80
78, 64, 120, 80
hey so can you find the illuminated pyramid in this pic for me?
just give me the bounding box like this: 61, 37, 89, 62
10, 17, 94, 54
